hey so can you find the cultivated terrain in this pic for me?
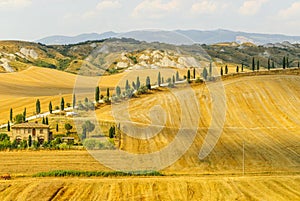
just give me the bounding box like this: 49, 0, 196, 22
0, 39, 299, 200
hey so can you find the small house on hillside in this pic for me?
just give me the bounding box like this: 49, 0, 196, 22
11, 122, 51, 144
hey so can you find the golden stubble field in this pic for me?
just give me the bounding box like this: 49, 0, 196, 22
0, 67, 299, 200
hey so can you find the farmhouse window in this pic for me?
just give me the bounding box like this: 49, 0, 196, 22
40, 129, 43, 134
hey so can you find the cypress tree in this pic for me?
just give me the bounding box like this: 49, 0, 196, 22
257, 60, 260, 71
209, 62, 212, 76
56, 124, 59, 132
95, 86, 100, 102
298, 61, 300, 68
42, 117, 45, 124
49, 101, 52, 114
225, 65, 228, 74
28, 135, 32, 147
107, 88, 110, 97
242, 63, 244, 72
193, 68, 196, 79
203, 67, 208, 80
268, 58, 271, 71
236, 66, 239, 73
146, 76, 151, 90
287, 57, 289, 68
72, 93, 76, 108
172, 75, 175, 85
187, 70, 191, 82
158, 72, 161, 86
283, 57, 286, 69
116, 86, 121, 97
176, 71, 179, 81
136, 77, 140, 90
252, 57, 255, 71
272, 61, 275, 69
125, 80, 130, 90
7, 121, 10, 132
23, 108, 26, 122
220, 67, 223, 76
45, 117, 49, 125
162, 77, 164, 84
132, 81, 136, 90
61, 97, 65, 111
9, 108, 13, 122
36, 99, 41, 114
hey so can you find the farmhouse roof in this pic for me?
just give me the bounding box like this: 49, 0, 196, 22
11, 122, 49, 129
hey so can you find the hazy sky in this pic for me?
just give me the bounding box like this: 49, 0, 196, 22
0, 0, 299, 41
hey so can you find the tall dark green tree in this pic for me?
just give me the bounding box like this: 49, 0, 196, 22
125, 80, 130, 90
298, 61, 300, 68
9, 108, 13, 122
116, 86, 121, 97
236, 66, 239, 73
7, 121, 10, 132
225, 65, 228, 74
28, 135, 32, 147
283, 56, 286, 69
95, 86, 100, 102
272, 61, 275, 69
136, 76, 141, 90
242, 63, 244, 72
23, 108, 26, 122
193, 68, 196, 79
287, 57, 289, 68
257, 60, 260, 71
49, 101, 52, 114
203, 67, 208, 80
60, 97, 65, 111
45, 117, 49, 125
187, 70, 191, 82
158, 72, 161, 86
36, 99, 41, 114
252, 57, 255, 71
268, 58, 271, 70
146, 76, 151, 90
56, 124, 59, 132
106, 88, 110, 97
209, 62, 212, 77
172, 75, 175, 85
176, 71, 180, 81
132, 81, 136, 90
72, 93, 76, 108
220, 67, 223, 76
109, 126, 115, 138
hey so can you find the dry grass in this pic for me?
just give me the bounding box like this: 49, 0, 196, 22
0, 67, 299, 200
0, 176, 299, 201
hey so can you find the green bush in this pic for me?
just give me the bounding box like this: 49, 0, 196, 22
33, 170, 164, 177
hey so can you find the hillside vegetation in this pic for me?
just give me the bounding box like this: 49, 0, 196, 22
0, 39, 299, 75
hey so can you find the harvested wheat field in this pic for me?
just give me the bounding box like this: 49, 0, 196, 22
0, 68, 299, 200
0, 67, 185, 124
0, 176, 299, 201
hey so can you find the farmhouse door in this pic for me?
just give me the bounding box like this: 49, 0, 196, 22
32, 128, 36, 136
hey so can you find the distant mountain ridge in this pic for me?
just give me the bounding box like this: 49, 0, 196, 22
36, 29, 300, 45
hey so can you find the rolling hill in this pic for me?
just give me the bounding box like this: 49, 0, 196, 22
0, 38, 300, 76
0, 69, 299, 200
36, 29, 300, 45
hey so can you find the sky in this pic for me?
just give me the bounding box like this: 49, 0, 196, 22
0, 0, 299, 41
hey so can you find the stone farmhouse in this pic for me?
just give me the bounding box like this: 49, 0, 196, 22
11, 122, 51, 143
